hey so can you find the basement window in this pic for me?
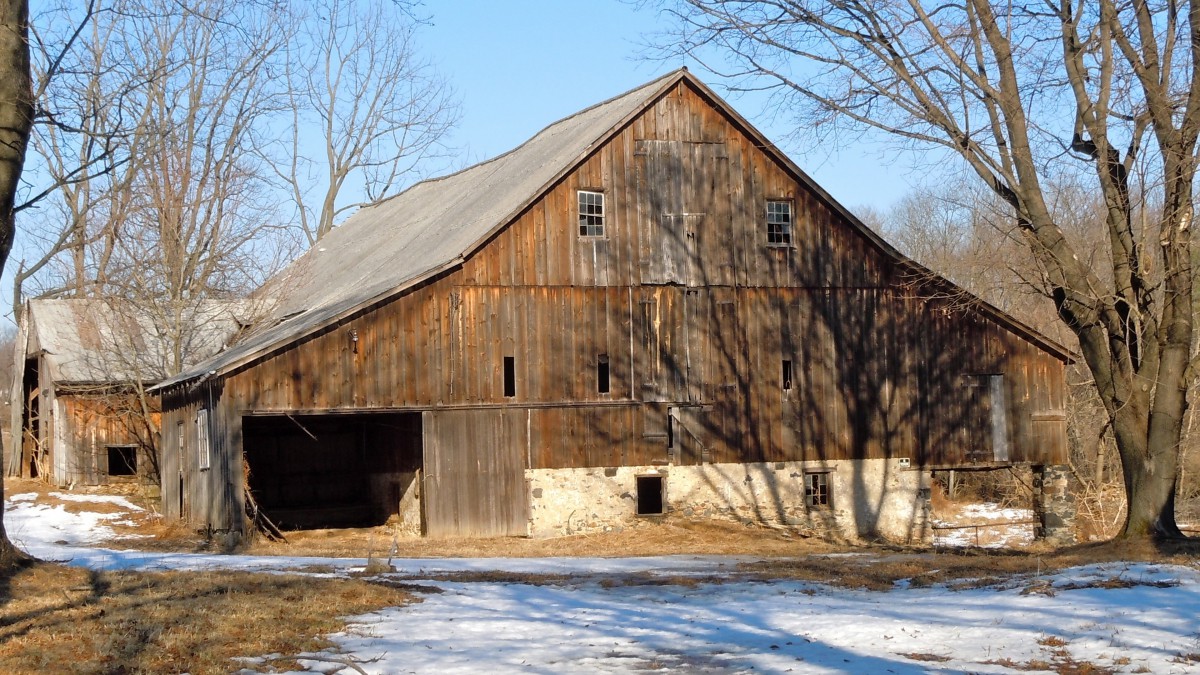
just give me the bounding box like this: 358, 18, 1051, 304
503, 356, 516, 397
106, 445, 137, 476
636, 474, 665, 515
804, 472, 830, 508
766, 200, 793, 246
578, 190, 605, 237
782, 359, 793, 391
597, 354, 610, 394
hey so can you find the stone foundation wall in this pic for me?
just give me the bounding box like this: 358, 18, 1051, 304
527, 459, 930, 543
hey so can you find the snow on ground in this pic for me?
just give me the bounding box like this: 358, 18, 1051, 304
932, 502, 1038, 548
316, 565, 1200, 674
7, 491, 1200, 674
47, 491, 144, 511
5, 495, 145, 546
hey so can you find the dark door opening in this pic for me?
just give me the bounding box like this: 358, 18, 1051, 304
21, 357, 40, 478
242, 412, 423, 530
636, 474, 665, 515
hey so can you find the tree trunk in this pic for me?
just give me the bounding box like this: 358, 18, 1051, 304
1105, 370, 1184, 538
0, 0, 36, 568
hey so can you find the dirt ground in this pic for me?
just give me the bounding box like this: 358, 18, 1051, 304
8, 478, 1198, 583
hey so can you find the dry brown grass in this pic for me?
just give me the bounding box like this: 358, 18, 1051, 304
116, 513, 851, 559
901, 652, 952, 663
740, 538, 1200, 591
0, 562, 415, 674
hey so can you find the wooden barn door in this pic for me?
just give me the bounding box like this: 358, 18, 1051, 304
635, 139, 732, 288
422, 409, 529, 537
962, 374, 1011, 463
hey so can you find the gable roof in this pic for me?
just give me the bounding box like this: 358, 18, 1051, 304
24, 298, 257, 386
157, 69, 1070, 391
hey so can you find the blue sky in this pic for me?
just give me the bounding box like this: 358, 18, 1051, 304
4, 1, 936, 330
421, 1, 926, 213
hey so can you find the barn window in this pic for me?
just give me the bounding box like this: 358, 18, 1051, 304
766, 200, 793, 246
107, 445, 137, 476
578, 190, 605, 237
196, 408, 211, 470
804, 472, 830, 508
636, 474, 665, 515
503, 356, 516, 397
597, 354, 610, 394
782, 359, 793, 391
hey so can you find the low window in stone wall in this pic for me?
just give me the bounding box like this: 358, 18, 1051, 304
805, 472, 830, 508
636, 474, 665, 515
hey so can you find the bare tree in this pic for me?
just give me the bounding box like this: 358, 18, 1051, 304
0, 0, 34, 565
659, 1, 1199, 538
277, 0, 457, 244
14, 0, 143, 317
7, 0, 291, 501
62, 0, 289, 478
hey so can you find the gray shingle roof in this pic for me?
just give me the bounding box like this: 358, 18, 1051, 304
155, 69, 688, 389
25, 298, 259, 385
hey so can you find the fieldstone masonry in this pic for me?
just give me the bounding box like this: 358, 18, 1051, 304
1033, 464, 1076, 546
525, 459, 931, 543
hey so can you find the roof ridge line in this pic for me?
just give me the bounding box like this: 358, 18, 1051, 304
366, 69, 688, 210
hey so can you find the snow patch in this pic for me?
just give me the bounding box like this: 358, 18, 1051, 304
933, 502, 1037, 548
49, 491, 145, 511
5, 489, 1199, 674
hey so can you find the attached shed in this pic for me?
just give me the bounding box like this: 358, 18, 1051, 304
156, 70, 1073, 542
9, 299, 253, 486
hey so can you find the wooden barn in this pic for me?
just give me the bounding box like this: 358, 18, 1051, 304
9, 299, 251, 486
155, 70, 1073, 542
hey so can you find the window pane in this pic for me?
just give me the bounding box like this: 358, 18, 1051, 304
766, 200, 792, 246
578, 190, 604, 237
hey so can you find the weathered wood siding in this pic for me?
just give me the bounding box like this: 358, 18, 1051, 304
160, 386, 233, 529
161, 79, 1069, 532
57, 393, 159, 485
422, 409, 529, 537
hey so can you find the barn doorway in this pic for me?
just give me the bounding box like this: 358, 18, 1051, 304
242, 412, 423, 531
20, 357, 42, 478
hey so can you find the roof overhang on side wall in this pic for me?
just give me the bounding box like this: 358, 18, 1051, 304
151, 256, 466, 393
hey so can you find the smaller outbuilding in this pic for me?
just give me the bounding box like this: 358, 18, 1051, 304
8, 298, 255, 486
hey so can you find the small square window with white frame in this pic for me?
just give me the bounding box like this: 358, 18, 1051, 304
766, 200, 793, 246
804, 471, 830, 508
578, 190, 605, 237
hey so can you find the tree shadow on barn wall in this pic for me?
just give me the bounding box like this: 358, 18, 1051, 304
572, 160, 1006, 542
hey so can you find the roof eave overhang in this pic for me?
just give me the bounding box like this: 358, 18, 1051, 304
150, 256, 466, 393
